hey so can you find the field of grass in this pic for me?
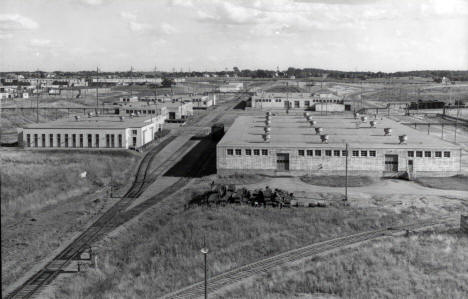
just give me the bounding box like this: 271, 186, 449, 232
1, 149, 140, 292
300, 175, 379, 187
415, 175, 468, 191
51, 184, 422, 298
224, 231, 468, 299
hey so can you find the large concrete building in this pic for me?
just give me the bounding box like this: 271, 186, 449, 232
251, 92, 350, 111
20, 115, 165, 150
216, 114, 461, 177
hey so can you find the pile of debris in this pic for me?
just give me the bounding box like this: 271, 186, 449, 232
186, 184, 295, 208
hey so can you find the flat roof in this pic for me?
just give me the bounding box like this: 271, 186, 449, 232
218, 114, 460, 149
23, 115, 157, 130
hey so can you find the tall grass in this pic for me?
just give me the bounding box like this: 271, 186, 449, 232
1, 150, 139, 216
52, 194, 420, 299
223, 232, 468, 299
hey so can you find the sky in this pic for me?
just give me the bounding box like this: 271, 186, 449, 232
0, 0, 467, 72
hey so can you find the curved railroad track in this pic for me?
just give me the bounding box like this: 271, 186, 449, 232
161, 216, 458, 299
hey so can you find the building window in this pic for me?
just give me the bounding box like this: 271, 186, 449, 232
254, 149, 260, 155
315, 149, 321, 156
298, 150, 305, 156
325, 150, 332, 156
64, 134, 69, 148
88, 134, 92, 148
227, 149, 233, 155
72, 134, 76, 147
118, 134, 122, 148
57, 134, 61, 147
342, 150, 348, 156
416, 151, 423, 157
369, 151, 376, 157
34, 134, 38, 147
235, 149, 242, 155
361, 150, 367, 157
424, 151, 431, 157
49, 134, 53, 147
352, 150, 359, 157
435, 151, 441, 158
41, 134, 46, 147
111, 135, 115, 147
96, 134, 100, 148
132, 136, 137, 147
306, 150, 313, 156
333, 150, 340, 157
305, 101, 310, 107
132, 130, 137, 135
79, 134, 83, 148
26, 134, 31, 147
106, 134, 110, 148
444, 151, 450, 158
245, 149, 252, 155
262, 149, 268, 155
408, 151, 414, 157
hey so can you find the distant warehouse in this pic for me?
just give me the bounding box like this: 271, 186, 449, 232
20, 115, 165, 150
216, 114, 461, 177
251, 92, 351, 111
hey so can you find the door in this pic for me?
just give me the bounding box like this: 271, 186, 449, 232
284, 101, 290, 109
294, 101, 300, 108
385, 155, 398, 172
408, 160, 413, 172
276, 153, 290, 171
169, 112, 176, 119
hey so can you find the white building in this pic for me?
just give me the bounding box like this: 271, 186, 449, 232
20, 115, 165, 150
251, 92, 349, 111
92, 78, 162, 85
218, 82, 244, 92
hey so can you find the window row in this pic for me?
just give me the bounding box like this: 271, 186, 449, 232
298, 149, 376, 157
227, 149, 268, 156
408, 151, 451, 158
25, 133, 124, 148
255, 99, 343, 104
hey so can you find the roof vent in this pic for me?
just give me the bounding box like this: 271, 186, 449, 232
370, 120, 377, 128
266, 111, 271, 117
120, 116, 125, 121
263, 133, 271, 142
354, 112, 360, 120
87, 112, 93, 118
360, 116, 368, 123
264, 126, 271, 133
304, 112, 310, 118
315, 127, 323, 135
384, 128, 392, 136
265, 119, 271, 126
320, 134, 329, 143
309, 120, 317, 127
306, 115, 313, 122
74, 115, 80, 121
399, 134, 407, 144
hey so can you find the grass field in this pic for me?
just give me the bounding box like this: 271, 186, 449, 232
415, 175, 468, 191
223, 231, 468, 299
300, 175, 379, 187
51, 183, 425, 298
1, 149, 140, 292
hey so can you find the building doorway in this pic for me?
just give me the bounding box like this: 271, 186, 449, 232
385, 154, 398, 172
284, 101, 290, 109
169, 112, 176, 119
276, 153, 290, 171
408, 160, 413, 172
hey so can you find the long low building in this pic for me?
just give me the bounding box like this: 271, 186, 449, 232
216, 114, 461, 177
20, 115, 165, 150
251, 92, 350, 111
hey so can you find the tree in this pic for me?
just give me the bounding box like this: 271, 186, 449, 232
161, 78, 175, 87
233, 66, 240, 73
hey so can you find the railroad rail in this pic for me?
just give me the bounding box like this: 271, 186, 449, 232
161, 216, 457, 299
4, 135, 195, 299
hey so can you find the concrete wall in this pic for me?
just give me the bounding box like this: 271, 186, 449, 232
217, 145, 461, 177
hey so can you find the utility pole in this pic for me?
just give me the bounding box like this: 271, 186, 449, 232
200, 236, 209, 299
345, 143, 348, 201
96, 66, 99, 115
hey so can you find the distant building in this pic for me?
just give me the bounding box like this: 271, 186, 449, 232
251, 92, 349, 111
91, 78, 162, 85
218, 82, 243, 92
20, 115, 165, 150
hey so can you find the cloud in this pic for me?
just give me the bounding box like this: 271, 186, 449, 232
30, 39, 51, 46
79, 0, 104, 5
120, 11, 177, 35
0, 14, 38, 34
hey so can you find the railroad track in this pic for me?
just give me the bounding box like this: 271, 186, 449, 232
4, 135, 191, 299
161, 216, 457, 299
